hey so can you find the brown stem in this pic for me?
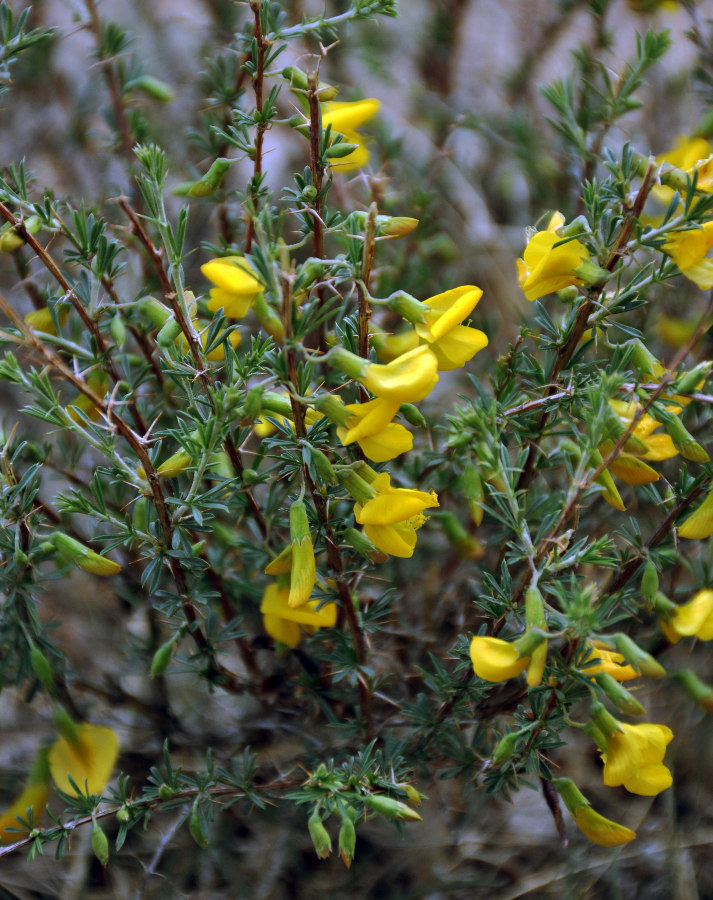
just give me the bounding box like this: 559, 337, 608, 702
0, 291, 247, 695
0, 200, 148, 434
244, 1, 269, 253
118, 197, 268, 538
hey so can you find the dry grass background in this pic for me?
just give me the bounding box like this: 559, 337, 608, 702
1, 0, 713, 897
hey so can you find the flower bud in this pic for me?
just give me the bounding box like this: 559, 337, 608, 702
325, 141, 359, 159
0, 215, 41, 252
363, 793, 422, 821
110, 313, 126, 349
307, 809, 333, 858
434, 511, 484, 559
641, 559, 659, 603
50, 532, 121, 576
627, 338, 661, 378
654, 406, 709, 463
185, 158, 234, 197
675, 361, 711, 395
157, 316, 183, 349
157, 783, 173, 801
678, 488, 713, 539
30, 645, 53, 689
611, 633, 665, 678
337, 812, 356, 868
342, 527, 389, 563
462, 464, 484, 525
673, 669, 713, 712
378, 216, 419, 239
399, 403, 426, 427
131, 74, 174, 102
593, 672, 645, 716
252, 293, 285, 343
150, 637, 176, 678
189, 801, 208, 847
306, 446, 338, 485
116, 805, 131, 823
91, 820, 110, 866
141, 296, 171, 328
553, 777, 636, 847
492, 730, 520, 766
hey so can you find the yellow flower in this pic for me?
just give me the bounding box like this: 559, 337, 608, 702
655, 135, 713, 203
414, 285, 488, 371
600, 721, 673, 796
200, 256, 263, 318
353, 472, 438, 558
321, 98, 380, 172
553, 777, 636, 847
0, 749, 51, 844
360, 345, 439, 403
663, 221, 713, 289
608, 400, 678, 462
517, 214, 589, 301
371, 328, 420, 363
660, 589, 713, 643
265, 500, 316, 609
580, 643, 639, 681
260, 583, 337, 648
678, 489, 713, 539
336, 397, 413, 462
469, 635, 529, 682
48, 723, 119, 796
25, 306, 69, 335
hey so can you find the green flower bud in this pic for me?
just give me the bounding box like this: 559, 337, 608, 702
627, 338, 660, 378
110, 313, 127, 349
673, 669, 713, 712
252, 293, 285, 343
13, 547, 29, 568
325, 141, 359, 159
140, 296, 171, 328
654, 406, 709, 463
307, 446, 338, 485
594, 672, 645, 716
378, 216, 419, 239
157, 316, 183, 349
641, 559, 659, 604
338, 812, 356, 868
91, 820, 110, 867
116, 805, 131, 824
50, 532, 121, 576
308, 808, 333, 859
150, 637, 176, 678
399, 403, 426, 427
462, 464, 484, 526
189, 801, 209, 848
131, 74, 174, 102
342, 526, 388, 563
187, 158, 234, 197
492, 730, 520, 766
611, 633, 666, 678
30, 645, 53, 689
675, 361, 711, 395
0, 215, 41, 252
157, 783, 173, 801
363, 793, 422, 821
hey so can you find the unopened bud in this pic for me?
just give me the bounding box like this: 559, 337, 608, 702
673, 669, 713, 712
110, 313, 126, 349
30, 645, 53, 689
157, 316, 183, 349
378, 216, 419, 238
654, 405, 709, 463
641, 559, 659, 603
50, 532, 121, 576
492, 730, 520, 765
462, 464, 484, 526
140, 296, 171, 328
308, 809, 333, 858
611, 633, 666, 678
91, 820, 109, 866
189, 801, 209, 847
594, 672, 645, 716
325, 141, 359, 159
676, 361, 711, 395
337, 812, 356, 868
150, 637, 176, 678
0, 215, 41, 252
157, 783, 172, 801
363, 793, 422, 821
132, 74, 174, 102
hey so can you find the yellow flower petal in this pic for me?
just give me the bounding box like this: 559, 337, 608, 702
48, 724, 119, 796
469, 636, 529, 682
679, 490, 713, 539
572, 805, 636, 846
361, 346, 439, 403
517, 231, 589, 301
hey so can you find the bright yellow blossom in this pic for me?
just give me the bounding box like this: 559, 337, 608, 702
660, 589, 713, 643
678, 489, 713, 539
260, 583, 337, 648
265, 500, 316, 609
600, 721, 673, 796
361, 345, 439, 403
201, 256, 263, 318
517, 213, 589, 301
48, 723, 119, 796
0, 749, 50, 844
663, 221, 713, 289
469, 636, 529, 682
353, 472, 438, 558
580, 643, 639, 681
321, 98, 380, 171
336, 397, 413, 462
414, 285, 488, 370
554, 777, 636, 847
